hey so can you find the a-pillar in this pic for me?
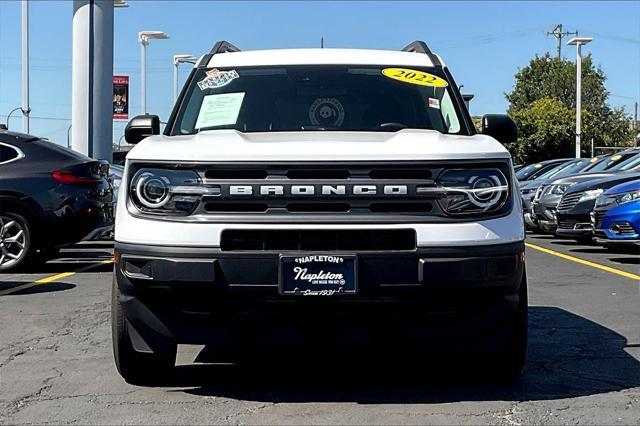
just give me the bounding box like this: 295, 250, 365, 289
71, 0, 113, 161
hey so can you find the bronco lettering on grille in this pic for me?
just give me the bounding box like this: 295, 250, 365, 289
227, 185, 408, 196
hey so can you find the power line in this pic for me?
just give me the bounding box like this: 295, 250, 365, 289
547, 24, 578, 59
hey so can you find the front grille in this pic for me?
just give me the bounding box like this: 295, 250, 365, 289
193, 162, 512, 222
220, 229, 417, 251
594, 211, 607, 227
558, 192, 583, 211
558, 219, 578, 230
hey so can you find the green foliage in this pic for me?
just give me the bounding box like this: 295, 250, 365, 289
505, 53, 633, 163
507, 98, 574, 163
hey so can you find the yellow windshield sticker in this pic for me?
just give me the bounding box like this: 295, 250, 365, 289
590, 157, 599, 163
611, 154, 622, 161
382, 68, 448, 87
534, 163, 543, 168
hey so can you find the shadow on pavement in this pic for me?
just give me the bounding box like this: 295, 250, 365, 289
156, 307, 639, 403
17, 261, 113, 274
609, 257, 640, 265
0, 281, 76, 295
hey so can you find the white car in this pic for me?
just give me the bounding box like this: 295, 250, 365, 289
112, 41, 526, 384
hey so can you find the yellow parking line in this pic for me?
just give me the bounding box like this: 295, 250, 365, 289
525, 242, 640, 282
35, 272, 76, 284
0, 258, 114, 297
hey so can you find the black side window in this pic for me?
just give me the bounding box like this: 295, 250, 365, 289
0, 145, 20, 164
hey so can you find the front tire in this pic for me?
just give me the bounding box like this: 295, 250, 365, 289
111, 276, 176, 385
487, 272, 528, 382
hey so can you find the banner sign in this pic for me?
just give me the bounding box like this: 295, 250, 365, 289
113, 75, 129, 120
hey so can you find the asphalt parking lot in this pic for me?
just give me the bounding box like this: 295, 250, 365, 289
0, 236, 638, 425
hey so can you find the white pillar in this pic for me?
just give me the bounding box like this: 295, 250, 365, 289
21, 0, 29, 133
575, 44, 582, 159
71, 0, 114, 161
141, 40, 147, 114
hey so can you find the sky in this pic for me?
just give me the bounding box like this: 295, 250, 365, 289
0, 0, 639, 147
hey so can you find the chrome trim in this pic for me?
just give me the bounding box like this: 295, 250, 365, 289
0, 142, 25, 166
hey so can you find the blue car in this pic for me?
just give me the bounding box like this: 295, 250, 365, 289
592, 179, 640, 249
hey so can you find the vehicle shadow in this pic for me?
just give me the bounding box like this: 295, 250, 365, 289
609, 257, 640, 265
0, 281, 76, 295
161, 307, 639, 403
17, 261, 113, 274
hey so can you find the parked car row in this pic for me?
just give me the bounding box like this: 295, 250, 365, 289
0, 129, 114, 272
519, 149, 640, 251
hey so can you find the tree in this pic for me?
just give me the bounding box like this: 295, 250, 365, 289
505, 53, 633, 163
507, 98, 575, 163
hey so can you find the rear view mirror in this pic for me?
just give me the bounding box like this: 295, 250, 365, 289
124, 114, 160, 144
481, 114, 518, 145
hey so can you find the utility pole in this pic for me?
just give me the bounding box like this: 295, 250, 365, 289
547, 24, 578, 59
568, 37, 593, 158
22, 0, 30, 133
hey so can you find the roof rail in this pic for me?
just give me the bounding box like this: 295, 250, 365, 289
198, 40, 241, 68
401, 40, 442, 67
209, 40, 241, 55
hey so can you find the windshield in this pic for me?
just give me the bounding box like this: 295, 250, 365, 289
516, 163, 547, 180
611, 152, 640, 171
172, 65, 467, 135
546, 158, 592, 179
537, 163, 568, 180
584, 152, 635, 172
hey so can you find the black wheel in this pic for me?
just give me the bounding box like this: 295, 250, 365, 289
111, 276, 176, 385
0, 212, 32, 272
487, 272, 528, 382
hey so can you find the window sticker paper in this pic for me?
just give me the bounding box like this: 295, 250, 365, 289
195, 92, 245, 129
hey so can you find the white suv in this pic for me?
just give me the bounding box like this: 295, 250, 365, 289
112, 41, 526, 384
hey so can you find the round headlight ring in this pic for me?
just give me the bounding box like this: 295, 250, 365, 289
468, 175, 503, 208
135, 173, 171, 208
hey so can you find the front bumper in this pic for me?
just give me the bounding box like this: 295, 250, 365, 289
114, 241, 525, 351
556, 203, 595, 238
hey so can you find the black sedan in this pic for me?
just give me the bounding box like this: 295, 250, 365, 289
0, 130, 113, 271
555, 171, 640, 241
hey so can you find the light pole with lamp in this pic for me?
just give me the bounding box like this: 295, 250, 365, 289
567, 37, 593, 158
5, 107, 30, 130
139, 31, 169, 114
173, 54, 196, 105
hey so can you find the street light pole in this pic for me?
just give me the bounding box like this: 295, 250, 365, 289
22, 0, 30, 133
567, 37, 593, 159
173, 54, 196, 105
138, 31, 168, 115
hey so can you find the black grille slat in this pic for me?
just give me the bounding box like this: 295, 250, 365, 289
558, 192, 583, 211
221, 229, 416, 251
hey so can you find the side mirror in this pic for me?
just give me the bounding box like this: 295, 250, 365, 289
124, 114, 160, 144
481, 114, 518, 144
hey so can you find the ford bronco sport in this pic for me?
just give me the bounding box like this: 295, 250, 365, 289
113, 41, 526, 384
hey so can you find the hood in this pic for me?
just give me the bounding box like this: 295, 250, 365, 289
126, 129, 510, 163
550, 171, 617, 186
564, 172, 640, 195
604, 178, 640, 196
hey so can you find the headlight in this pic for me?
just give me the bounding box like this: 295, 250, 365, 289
578, 189, 604, 203
615, 190, 640, 205
595, 194, 615, 208
130, 168, 204, 215
431, 169, 509, 215
533, 185, 546, 201
548, 184, 569, 195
